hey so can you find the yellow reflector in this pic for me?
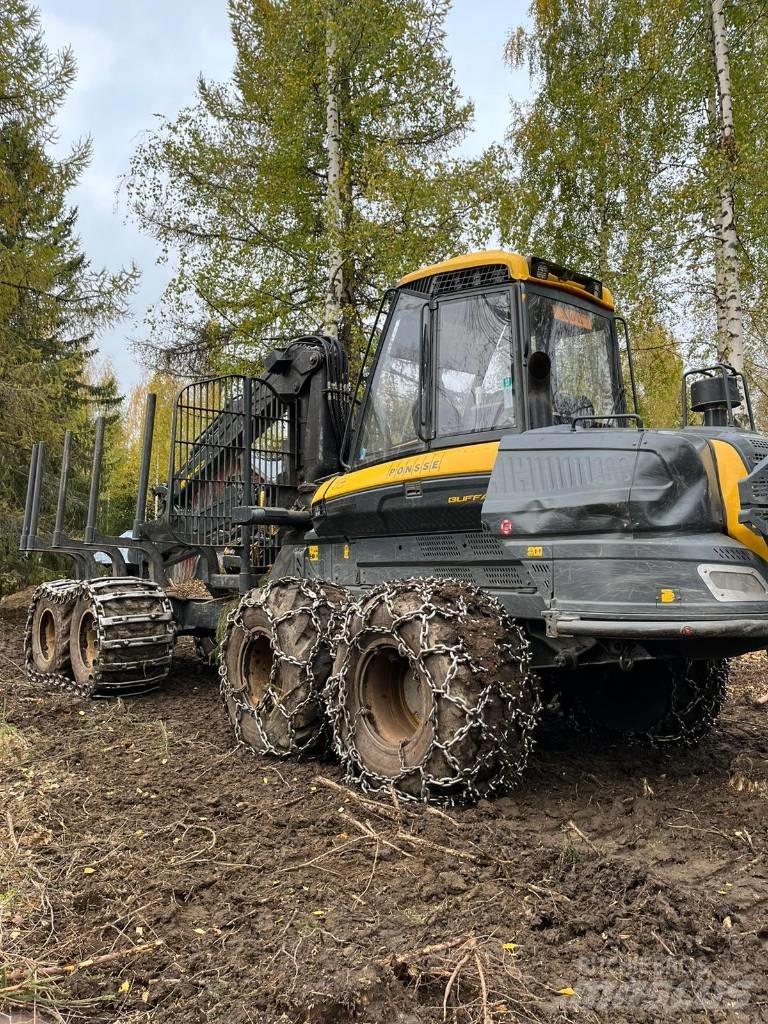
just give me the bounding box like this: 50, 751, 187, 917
659, 588, 676, 604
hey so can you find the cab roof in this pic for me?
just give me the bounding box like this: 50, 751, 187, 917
397, 249, 615, 311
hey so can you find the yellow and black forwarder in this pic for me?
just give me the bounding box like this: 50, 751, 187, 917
19, 251, 768, 802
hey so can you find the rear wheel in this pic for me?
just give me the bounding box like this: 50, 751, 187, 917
28, 586, 75, 676
327, 578, 541, 803
562, 658, 729, 745
221, 577, 348, 757
67, 579, 175, 695
69, 599, 98, 687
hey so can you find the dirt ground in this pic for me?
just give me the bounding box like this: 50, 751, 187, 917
1, 606, 768, 1024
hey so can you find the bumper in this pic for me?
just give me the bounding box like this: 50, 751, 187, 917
546, 614, 768, 640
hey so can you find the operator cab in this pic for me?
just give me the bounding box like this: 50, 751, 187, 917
351, 251, 624, 469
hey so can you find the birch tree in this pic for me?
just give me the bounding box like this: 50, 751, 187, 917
709, 0, 743, 371
129, 0, 500, 370
503, 0, 767, 394
323, 9, 344, 340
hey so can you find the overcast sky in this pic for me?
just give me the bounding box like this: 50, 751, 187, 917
36, 0, 531, 394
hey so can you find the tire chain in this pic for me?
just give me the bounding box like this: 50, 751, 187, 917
647, 657, 729, 747
325, 576, 542, 805
24, 578, 175, 698
565, 657, 730, 747
219, 577, 347, 758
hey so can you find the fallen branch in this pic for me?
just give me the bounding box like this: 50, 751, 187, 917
473, 948, 492, 1024
280, 836, 366, 873
383, 934, 471, 967
395, 829, 477, 862
566, 819, 600, 854
525, 882, 572, 904
6, 808, 18, 851
346, 815, 413, 859
442, 949, 473, 1019
2, 939, 164, 985
313, 776, 459, 827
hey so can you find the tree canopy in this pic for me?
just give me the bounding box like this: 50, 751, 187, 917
0, 0, 136, 592
502, 0, 768, 417
127, 0, 501, 373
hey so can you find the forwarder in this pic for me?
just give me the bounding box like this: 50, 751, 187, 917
19, 251, 768, 802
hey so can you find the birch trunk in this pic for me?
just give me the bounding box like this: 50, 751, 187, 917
710, 0, 744, 374
323, 13, 344, 342
706, 90, 729, 347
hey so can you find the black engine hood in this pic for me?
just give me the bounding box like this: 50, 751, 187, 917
481, 428, 723, 537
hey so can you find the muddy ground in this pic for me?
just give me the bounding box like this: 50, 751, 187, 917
1, 606, 768, 1024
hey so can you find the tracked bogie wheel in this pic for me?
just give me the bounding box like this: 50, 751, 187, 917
220, 577, 348, 757
27, 580, 78, 679
561, 658, 729, 746
25, 578, 175, 698
326, 577, 541, 804
66, 579, 176, 696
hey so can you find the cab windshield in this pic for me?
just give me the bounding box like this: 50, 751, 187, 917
527, 291, 619, 423
355, 289, 517, 465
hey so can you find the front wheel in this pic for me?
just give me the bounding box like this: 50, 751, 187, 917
220, 577, 348, 757
326, 578, 541, 803
560, 658, 729, 745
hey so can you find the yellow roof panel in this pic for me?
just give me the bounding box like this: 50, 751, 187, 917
398, 249, 529, 286
397, 249, 615, 310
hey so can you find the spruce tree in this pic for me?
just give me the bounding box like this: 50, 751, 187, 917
0, 1, 136, 591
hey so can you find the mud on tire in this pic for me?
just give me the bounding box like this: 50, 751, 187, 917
68, 579, 176, 695
220, 577, 348, 757
27, 581, 77, 677
561, 657, 729, 746
326, 578, 541, 804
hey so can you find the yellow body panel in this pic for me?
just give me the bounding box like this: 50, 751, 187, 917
312, 441, 500, 505
397, 249, 615, 310
710, 439, 768, 561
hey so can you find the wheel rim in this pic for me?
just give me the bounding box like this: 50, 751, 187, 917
239, 631, 273, 706
358, 641, 426, 747
77, 610, 97, 671
37, 609, 56, 666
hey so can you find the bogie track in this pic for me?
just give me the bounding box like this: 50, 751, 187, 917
25, 578, 175, 697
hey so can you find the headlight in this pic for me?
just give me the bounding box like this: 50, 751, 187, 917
698, 564, 768, 602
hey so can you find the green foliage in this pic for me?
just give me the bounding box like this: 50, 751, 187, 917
629, 310, 685, 428
127, 0, 501, 372
105, 371, 179, 536
0, 1, 137, 593
502, 0, 768, 422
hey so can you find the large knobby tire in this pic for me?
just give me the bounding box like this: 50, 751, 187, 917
562, 658, 729, 746
28, 589, 74, 676
220, 577, 348, 757
326, 578, 541, 804
69, 595, 99, 689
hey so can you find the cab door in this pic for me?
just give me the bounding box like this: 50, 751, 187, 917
315, 284, 522, 539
